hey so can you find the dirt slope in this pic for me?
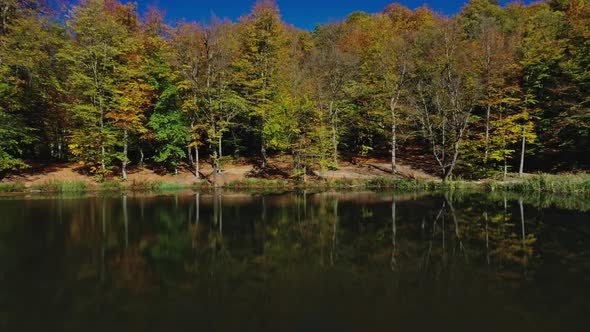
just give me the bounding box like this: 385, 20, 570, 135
2, 157, 437, 186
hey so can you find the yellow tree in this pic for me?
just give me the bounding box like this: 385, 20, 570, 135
373, 5, 434, 174
62, 0, 132, 177
105, 1, 152, 180
233, 0, 289, 168
167, 21, 206, 177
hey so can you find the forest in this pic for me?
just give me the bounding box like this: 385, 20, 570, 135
0, 0, 589, 182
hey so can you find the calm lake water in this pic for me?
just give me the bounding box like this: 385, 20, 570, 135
0, 190, 589, 331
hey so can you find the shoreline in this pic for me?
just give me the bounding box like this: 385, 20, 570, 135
1, 173, 589, 195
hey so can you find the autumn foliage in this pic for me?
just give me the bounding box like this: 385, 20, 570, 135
0, 0, 589, 180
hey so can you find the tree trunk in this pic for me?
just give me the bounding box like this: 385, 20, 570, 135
194, 146, 200, 179
101, 144, 106, 174
122, 129, 128, 181
139, 147, 144, 167
390, 97, 397, 175
100, 100, 106, 175
261, 140, 267, 169
443, 139, 461, 182
519, 132, 526, 177
213, 151, 219, 187
95, 60, 106, 176
303, 166, 307, 183
218, 135, 223, 170
484, 105, 490, 164
57, 128, 64, 160
218, 135, 222, 159
1, 5, 9, 34
330, 101, 338, 167
503, 155, 508, 181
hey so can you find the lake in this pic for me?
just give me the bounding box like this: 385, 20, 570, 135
0, 190, 589, 331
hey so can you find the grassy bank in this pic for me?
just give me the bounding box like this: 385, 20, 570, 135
1, 173, 589, 194
488, 174, 590, 194
0, 182, 25, 193
222, 174, 590, 194
222, 177, 480, 192
363, 177, 480, 191
0, 180, 203, 193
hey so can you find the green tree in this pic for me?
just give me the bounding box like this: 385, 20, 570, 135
0, 0, 63, 175
309, 23, 358, 170
233, 0, 288, 168
148, 106, 190, 175
61, 0, 132, 176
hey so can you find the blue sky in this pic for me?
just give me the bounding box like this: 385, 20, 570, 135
135, 0, 533, 30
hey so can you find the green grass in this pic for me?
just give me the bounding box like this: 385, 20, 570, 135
126, 180, 188, 191
225, 179, 289, 189
489, 174, 590, 194
362, 173, 590, 194
100, 181, 123, 191
31, 180, 88, 192
365, 177, 412, 191
364, 177, 422, 191
0, 182, 25, 192
427, 180, 480, 191
332, 178, 354, 188
363, 176, 484, 192
4, 173, 589, 195
157, 182, 188, 191
127, 180, 163, 191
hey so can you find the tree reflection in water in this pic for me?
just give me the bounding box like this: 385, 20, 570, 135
0, 191, 588, 331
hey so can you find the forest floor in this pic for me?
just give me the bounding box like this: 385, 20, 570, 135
2, 154, 439, 188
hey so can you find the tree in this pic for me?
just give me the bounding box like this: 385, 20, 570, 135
0, 0, 588, 180
518, 3, 567, 170
409, 17, 482, 181
148, 107, 190, 175
105, 1, 152, 180
201, 19, 245, 172
167, 21, 206, 177
542, 0, 590, 169
136, 6, 172, 168
278, 28, 316, 178
0, 0, 62, 175
233, 0, 288, 168
61, 0, 132, 177
309, 23, 357, 170
372, 5, 434, 175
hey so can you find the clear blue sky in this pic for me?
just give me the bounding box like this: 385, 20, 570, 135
135, 0, 532, 30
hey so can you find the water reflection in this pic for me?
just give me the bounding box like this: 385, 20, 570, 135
0, 191, 589, 331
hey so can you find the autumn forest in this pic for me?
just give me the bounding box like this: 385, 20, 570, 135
1, 0, 589, 182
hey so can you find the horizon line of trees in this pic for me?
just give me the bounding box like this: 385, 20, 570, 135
1, 0, 589, 181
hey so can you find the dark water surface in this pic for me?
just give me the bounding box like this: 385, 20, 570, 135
0, 190, 589, 331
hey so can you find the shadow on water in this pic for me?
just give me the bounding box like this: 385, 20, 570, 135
0, 190, 589, 331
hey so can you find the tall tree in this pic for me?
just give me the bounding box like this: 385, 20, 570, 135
373, 5, 434, 174
409, 17, 482, 181
234, 0, 288, 168
61, 0, 132, 176
167, 21, 209, 177
310, 23, 357, 169
0, 0, 63, 175
105, 1, 152, 180
201, 19, 245, 172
